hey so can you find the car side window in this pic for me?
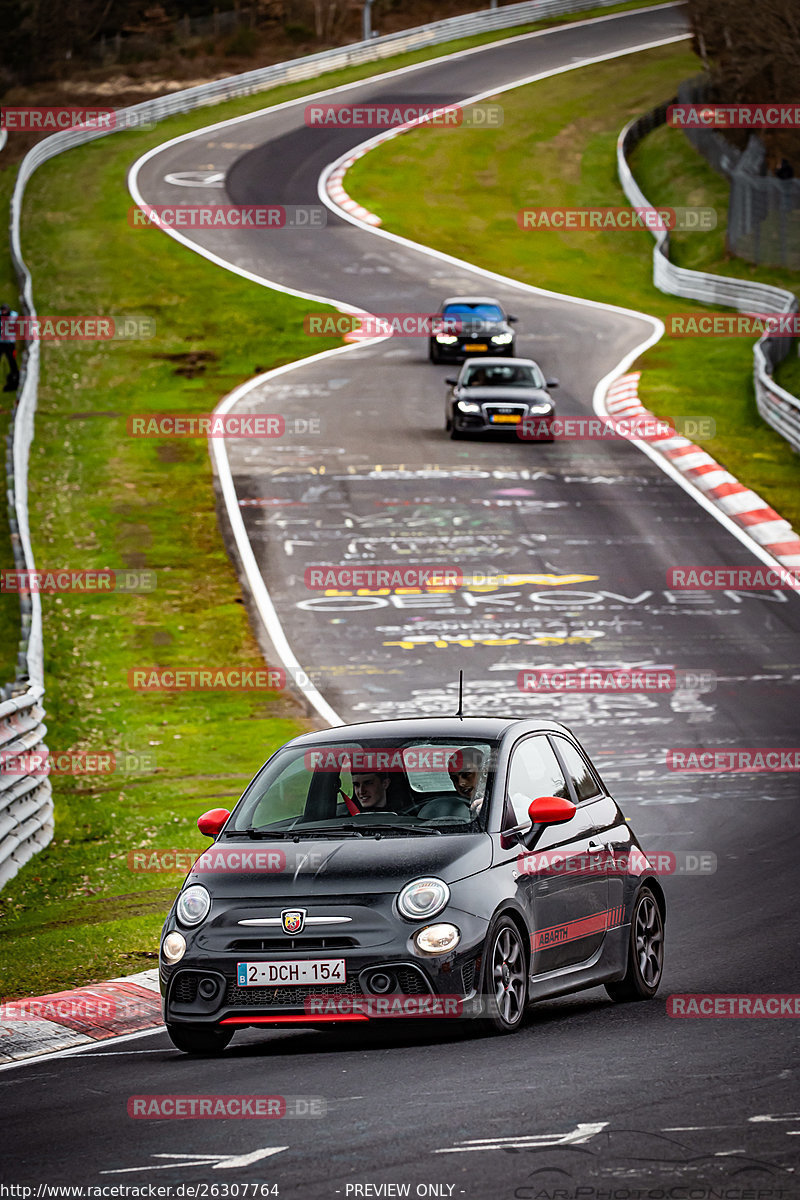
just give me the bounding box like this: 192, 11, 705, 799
506, 736, 570, 825
551, 737, 603, 803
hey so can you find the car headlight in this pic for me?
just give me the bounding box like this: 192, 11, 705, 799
398, 877, 450, 920
415, 923, 461, 955
491, 333, 513, 344
435, 334, 458, 344
162, 930, 186, 963
176, 884, 211, 927
456, 400, 481, 414
527, 403, 553, 415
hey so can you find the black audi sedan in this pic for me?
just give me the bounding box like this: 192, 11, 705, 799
160, 717, 666, 1053
445, 357, 558, 439
428, 295, 517, 363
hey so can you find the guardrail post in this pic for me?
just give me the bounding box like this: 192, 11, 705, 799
617, 103, 800, 454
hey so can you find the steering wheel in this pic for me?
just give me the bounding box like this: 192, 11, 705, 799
408, 792, 473, 820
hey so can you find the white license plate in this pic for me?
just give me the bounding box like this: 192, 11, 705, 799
237, 959, 346, 987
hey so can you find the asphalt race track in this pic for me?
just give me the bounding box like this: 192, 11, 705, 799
3, 5, 800, 1197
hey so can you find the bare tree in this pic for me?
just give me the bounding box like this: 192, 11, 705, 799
685, 0, 800, 163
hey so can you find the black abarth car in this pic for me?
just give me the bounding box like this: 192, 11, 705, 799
160, 717, 666, 1053
428, 296, 517, 363
445, 358, 558, 439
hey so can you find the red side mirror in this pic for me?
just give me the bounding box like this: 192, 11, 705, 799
197, 808, 230, 837
528, 795, 577, 825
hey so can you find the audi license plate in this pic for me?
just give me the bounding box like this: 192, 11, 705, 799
237, 959, 346, 986
463, 343, 487, 351
491, 414, 521, 424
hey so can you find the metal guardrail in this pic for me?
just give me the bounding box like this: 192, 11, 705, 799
618, 103, 800, 453
1, 0, 638, 888
0, 687, 51, 889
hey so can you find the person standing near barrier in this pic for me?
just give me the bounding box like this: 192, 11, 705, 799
0, 303, 20, 392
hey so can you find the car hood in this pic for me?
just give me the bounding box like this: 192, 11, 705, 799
456, 386, 552, 403
447, 320, 509, 334
187, 833, 492, 897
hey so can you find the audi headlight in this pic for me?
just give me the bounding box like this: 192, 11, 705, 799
176, 884, 211, 927
456, 400, 481, 414
527, 403, 553, 415
398, 877, 450, 920
491, 333, 513, 345
435, 335, 458, 344
162, 930, 186, 963
415, 923, 461, 955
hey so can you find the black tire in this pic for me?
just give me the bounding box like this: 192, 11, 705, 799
450, 424, 463, 440
445, 414, 452, 432
429, 343, 440, 364
476, 916, 528, 1035
605, 886, 664, 1002
166, 1022, 234, 1055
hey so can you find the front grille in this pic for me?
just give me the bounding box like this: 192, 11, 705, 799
228, 937, 356, 952
172, 973, 199, 1003
392, 966, 429, 995
226, 978, 364, 1008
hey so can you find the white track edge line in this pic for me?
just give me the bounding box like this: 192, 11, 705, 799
317, 41, 800, 598
0, 1025, 167, 1073
128, 16, 691, 727
4, 5, 690, 1074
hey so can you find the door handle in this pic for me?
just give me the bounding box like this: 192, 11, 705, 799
587, 839, 608, 853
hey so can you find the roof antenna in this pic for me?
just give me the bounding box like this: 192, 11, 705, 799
455, 669, 464, 719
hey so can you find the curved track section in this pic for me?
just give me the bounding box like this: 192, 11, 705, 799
4, 10, 797, 1198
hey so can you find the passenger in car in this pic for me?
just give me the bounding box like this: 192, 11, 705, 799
447, 748, 487, 815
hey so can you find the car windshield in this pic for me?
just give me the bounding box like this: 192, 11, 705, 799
462, 363, 544, 388
228, 738, 497, 835
442, 303, 504, 322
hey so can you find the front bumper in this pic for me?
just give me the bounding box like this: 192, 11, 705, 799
161, 913, 487, 1028
453, 411, 554, 437
432, 338, 514, 360
164, 958, 481, 1026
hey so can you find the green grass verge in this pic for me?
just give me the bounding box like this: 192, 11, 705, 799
775, 349, 800, 399
0, 0, 672, 680
0, 3, 724, 1002
0, 126, 332, 997
0, 169, 23, 685
346, 43, 800, 528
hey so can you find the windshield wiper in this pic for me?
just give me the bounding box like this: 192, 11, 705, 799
228, 829, 291, 839
289, 825, 365, 837
347, 822, 441, 836
230, 822, 441, 839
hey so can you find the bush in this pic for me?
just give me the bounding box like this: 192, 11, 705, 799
284, 21, 314, 42
222, 26, 260, 57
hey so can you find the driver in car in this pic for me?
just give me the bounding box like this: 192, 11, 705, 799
447, 748, 487, 815
352, 770, 392, 811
